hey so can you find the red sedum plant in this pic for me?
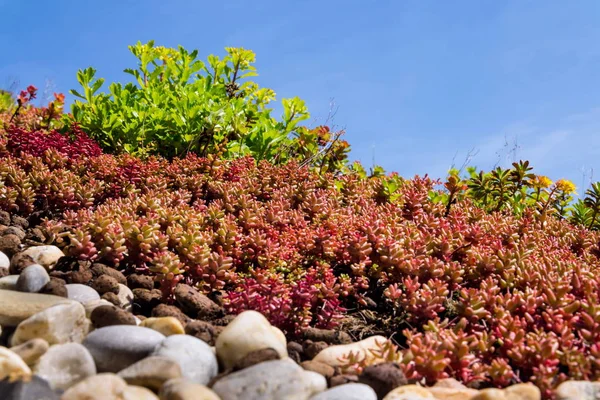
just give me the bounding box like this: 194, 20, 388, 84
4, 103, 600, 399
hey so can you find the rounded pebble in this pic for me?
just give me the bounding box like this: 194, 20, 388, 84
0, 346, 32, 382
65, 284, 101, 304
159, 378, 220, 400
83, 325, 165, 372
310, 383, 377, 400
151, 334, 218, 385
10, 338, 49, 366
61, 373, 128, 400
212, 358, 326, 400
11, 301, 89, 346
140, 317, 185, 336
16, 264, 50, 293
215, 310, 287, 370
117, 355, 182, 391
0, 251, 9, 269
33, 342, 96, 390
0, 290, 74, 327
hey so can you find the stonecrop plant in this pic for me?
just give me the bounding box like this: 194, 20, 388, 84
4, 45, 600, 399
65, 41, 350, 172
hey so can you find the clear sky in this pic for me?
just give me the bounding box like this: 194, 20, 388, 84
1, 1, 599, 190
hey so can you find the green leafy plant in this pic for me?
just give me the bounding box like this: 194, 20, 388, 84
66, 41, 348, 170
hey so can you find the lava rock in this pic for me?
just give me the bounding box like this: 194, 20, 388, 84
304, 340, 329, 360
50, 257, 93, 284
174, 283, 223, 320
287, 341, 304, 363
304, 327, 353, 345
359, 362, 407, 399
329, 374, 360, 388
127, 273, 154, 290
40, 277, 67, 297
151, 304, 190, 326
11, 216, 28, 230
90, 304, 136, 328
83, 326, 165, 372
301, 360, 336, 379
185, 320, 218, 345
16, 264, 50, 293
233, 348, 281, 371
0, 210, 10, 226
1, 235, 22, 258
3, 226, 25, 241
132, 288, 162, 316
101, 291, 121, 306
91, 275, 119, 295
90, 263, 126, 284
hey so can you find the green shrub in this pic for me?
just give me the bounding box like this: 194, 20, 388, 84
66, 41, 349, 171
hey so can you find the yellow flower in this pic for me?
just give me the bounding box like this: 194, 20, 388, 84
555, 179, 576, 194
532, 175, 553, 189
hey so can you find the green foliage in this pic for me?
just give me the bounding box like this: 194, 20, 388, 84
0, 90, 14, 113
66, 41, 349, 170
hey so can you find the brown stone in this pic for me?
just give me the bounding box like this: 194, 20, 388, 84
127, 274, 154, 290
0, 211, 10, 226
92, 275, 120, 295
174, 283, 223, 320
40, 277, 67, 297
151, 304, 190, 326
50, 257, 93, 284
26, 227, 47, 244
8, 252, 34, 274
212, 314, 235, 326
90, 263, 126, 284
91, 305, 136, 328
303, 327, 353, 345
233, 348, 280, 371
102, 292, 121, 307
287, 341, 304, 363
185, 320, 218, 345
359, 362, 407, 399
1, 235, 22, 258
301, 360, 335, 379
329, 374, 359, 387
3, 226, 25, 241
303, 340, 329, 360
132, 288, 163, 316
11, 216, 28, 229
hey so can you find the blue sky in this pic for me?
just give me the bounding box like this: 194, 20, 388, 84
1, 1, 599, 190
